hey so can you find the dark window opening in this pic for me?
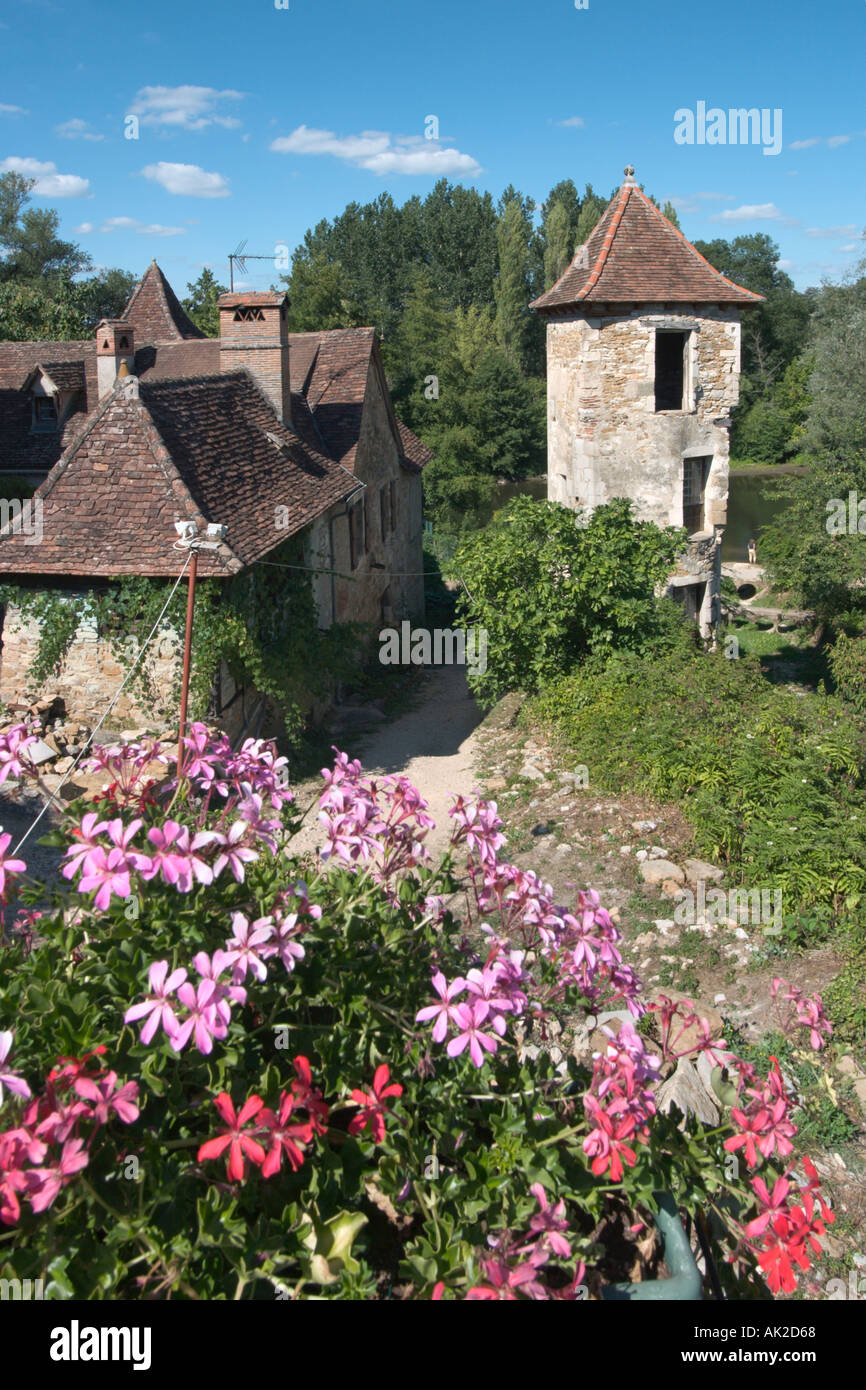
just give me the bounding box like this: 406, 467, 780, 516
683, 456, 710, 534
32, 396, 57, 432
119, 336, 129, 351
655, 330, 688, 412
379, 486, 387, 541
672, 581, 706, 624
389, 480, 397, 532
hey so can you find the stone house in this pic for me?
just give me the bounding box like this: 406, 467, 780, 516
530, 167, 763, 637
0, 261, 430, 734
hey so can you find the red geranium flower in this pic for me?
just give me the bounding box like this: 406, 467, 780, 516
348, 1064, 402, 1144
198, 1092, 266, 1181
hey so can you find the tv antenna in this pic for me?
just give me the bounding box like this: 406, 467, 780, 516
228, 240, 285, 291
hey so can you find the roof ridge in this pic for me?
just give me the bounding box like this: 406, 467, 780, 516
576, 182, 633, 301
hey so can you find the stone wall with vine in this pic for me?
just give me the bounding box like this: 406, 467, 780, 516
0, 537, 366, 745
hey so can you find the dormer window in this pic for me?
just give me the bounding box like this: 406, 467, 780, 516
32, 395, 57, 432
233, 307, 265, 323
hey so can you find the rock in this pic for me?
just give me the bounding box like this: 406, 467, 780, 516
853, 1078, 866, 1109
635, 849, 648, 862
619, 845, 633, 856
531, 824, 553, 837
649, 845, 671, 859
632, 820, 657, 833
657, 1058, 719, 1127
639, 859, 685, 886
684, 857, 725, 886
661, 878, 684, 897
521, 764, 546, 782
485, 776, 507, 791
837, 1055, 862, 1078
53, 757, 76, 774
646, 988, 725, 1048
654, 919, 676, 936
632, 932, 656, 948
733, 927, 749, 940
713, 993, 727, 1005
556, 844, 572, 854
24, 737, 56, 766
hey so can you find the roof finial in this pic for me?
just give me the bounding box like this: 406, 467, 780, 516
623, 165, 636, 184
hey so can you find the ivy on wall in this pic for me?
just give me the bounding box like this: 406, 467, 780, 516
0, 538, 365, 744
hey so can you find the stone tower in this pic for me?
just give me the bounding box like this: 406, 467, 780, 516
530, 167, 763, 637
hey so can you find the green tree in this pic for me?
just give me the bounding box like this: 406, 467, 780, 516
285, 250, 361, 334
574, 183, 609, 246
0, 279, 89, 340
758, 257, 866, 618
182, 267, 228, 337
454, 496, 684, 703
76, 268, 137, 327
495, 195, 533, 370
543, 201, 572, 289
0, 172, 91, 285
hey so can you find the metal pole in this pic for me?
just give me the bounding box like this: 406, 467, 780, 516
177, 548, 198, 776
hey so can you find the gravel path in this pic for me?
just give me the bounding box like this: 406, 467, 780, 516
288, 664, 485, 861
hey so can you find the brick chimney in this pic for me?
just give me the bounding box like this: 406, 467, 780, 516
96, 319, 135, 399
217, 291, 291, 428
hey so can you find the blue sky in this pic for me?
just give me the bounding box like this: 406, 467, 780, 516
1, 0, 863, 295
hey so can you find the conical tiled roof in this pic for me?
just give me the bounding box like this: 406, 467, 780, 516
531, 171, 764, 313
121, 260, 206, 343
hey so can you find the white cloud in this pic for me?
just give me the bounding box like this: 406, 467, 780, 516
693, 191, 735, 201
97, 215, 186, 237
711, 202, 798, 226
141, 161, 230, 198
790, 131, 859, 150
836, 243, 859, 254
270, 125, 482, 177
0, 156, 90, 197
127, 85, 243, 131
56, 118, 104, 142
804, 224, 857, 239
556, 116, 585, 128
73, 221, 95, 234
0, 103, 28, 116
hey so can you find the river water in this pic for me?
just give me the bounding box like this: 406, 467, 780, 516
479, 470, 802, 563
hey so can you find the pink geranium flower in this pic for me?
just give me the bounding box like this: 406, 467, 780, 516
416, 971, 467, 1043
124, 960, 188, 1044
0, 1030, 31, 1106
0, 833, 27, 899
446, 1000, 503, 1068
27, 1137, 89, 1213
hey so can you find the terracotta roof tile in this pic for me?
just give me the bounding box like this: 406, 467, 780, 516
123, 260, 206, 342
531, 177, 764, 313
0, 340, 97, 473
397, 420, 433, 472
0, 374, 355, 578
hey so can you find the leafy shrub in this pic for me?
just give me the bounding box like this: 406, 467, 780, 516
828, 631, 866, 714
454, 496, 685, 705
530, 644, 866, 914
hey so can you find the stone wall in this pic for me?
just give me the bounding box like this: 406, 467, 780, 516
325, 358, 425, 630
546, 302, 741, 638
0, 605, 180, 729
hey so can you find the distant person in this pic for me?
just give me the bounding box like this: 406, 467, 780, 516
747, 537, 757, 565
